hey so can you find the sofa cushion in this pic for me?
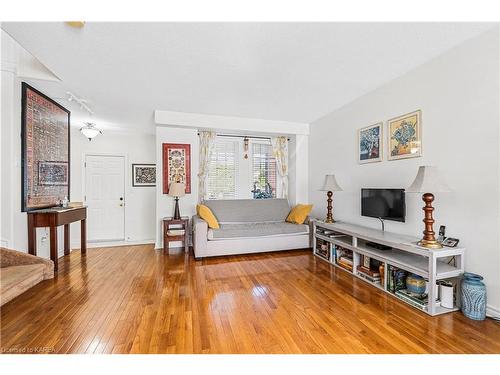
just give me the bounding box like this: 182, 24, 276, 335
202, 198, 291, 223
207, 222, 309, 240
0, 264, 45, 306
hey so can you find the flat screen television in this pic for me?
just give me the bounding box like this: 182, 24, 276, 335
361, 188, 405, 222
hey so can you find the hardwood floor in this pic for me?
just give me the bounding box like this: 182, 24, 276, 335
1, 245, 499, 354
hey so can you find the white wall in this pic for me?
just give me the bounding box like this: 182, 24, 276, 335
1, 32, 156, 256
70, 129, 156, 247
309, 29, 500, 315
155, 126, 199, 249
154, 124, 311, 249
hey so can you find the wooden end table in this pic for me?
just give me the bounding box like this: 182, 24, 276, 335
163, 216, 190, 253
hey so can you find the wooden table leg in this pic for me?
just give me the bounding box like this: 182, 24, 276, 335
64, 224, 70, 255
163, 221, 168, 253
50, 226, 58, 272
27, 214, 37, 255
184, 222, 189, 253
81, 219, 87, 255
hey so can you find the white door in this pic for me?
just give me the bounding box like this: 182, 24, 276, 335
85, 155, 125, 242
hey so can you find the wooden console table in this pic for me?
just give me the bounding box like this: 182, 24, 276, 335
27, 206, 87, 271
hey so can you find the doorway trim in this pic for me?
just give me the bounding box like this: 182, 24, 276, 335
82, 152, 128, 243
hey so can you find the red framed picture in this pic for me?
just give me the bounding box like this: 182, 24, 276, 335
162, 143, 191, 194
21, 82, 71, 212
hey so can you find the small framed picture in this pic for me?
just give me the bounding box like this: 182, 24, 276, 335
442, 237, 460, 247
388, 110, 422, 161
363, 255, 371, 269
132, 164, 156, 187
358, 123, 383, 164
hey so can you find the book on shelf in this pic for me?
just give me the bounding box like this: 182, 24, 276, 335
395, 289, 430, 310
356, 271, 381, 283
166, 229, 185, 236
337, 261, 353, 272
357, 265, 380, 277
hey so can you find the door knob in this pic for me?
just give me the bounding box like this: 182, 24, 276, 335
119, 197, 124, 201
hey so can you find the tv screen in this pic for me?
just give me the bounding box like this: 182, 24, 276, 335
361, 188, 405, 222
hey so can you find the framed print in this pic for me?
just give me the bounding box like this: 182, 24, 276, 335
38, 161, 69, 186
358, 122, 383, 163
132, 164, 156, 187
162, 143, 191, 194
21, 82, 70, 212
388, 110, 422, 160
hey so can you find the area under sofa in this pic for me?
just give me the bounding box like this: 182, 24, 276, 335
192, 199, 311, 259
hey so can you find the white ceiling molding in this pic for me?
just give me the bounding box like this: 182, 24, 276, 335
154, 110, 310, 136
1, 29, 60, 81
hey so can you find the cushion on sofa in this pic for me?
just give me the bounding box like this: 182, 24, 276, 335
202, 198, 291, 224
0, 264, 45, 306
207, 222, 309, 240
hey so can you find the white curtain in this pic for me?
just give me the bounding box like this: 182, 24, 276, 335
271, 136, 289, 199
198, 131, 216, 202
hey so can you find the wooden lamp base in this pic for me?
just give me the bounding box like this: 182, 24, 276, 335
325, 191, 334, 223
418, 193, 442, 249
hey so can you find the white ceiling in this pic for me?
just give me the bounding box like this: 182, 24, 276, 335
1, 22, 495, 133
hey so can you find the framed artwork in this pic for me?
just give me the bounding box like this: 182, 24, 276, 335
162, 143, 191, 194
358, 122, 383, 163
388, 110, 422, 160
21, 82, 70, 212
132, 164, 156, 187
38, 161, 69, 186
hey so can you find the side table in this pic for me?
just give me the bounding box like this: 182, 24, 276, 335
163, 216, 190, 253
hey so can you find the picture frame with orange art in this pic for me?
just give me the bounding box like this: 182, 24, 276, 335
387, 110, 422, 161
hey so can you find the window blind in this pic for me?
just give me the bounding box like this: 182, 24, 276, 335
251, 142, 277, 199
207, 139, 239, 200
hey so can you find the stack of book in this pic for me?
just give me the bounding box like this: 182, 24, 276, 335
166, 229, 185, 237
356, 265, 381, 283
335, 246, 353, 271
315, 239, 330, 260
395, 289, 430, 311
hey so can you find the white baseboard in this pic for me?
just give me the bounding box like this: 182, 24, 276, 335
0, 238, 10, 248
71, 239, 155, 249
487, 305, 500, 319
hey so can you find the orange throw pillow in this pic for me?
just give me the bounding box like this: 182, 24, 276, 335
286, 204, 313, 224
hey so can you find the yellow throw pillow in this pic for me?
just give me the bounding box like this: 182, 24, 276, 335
286, 204, 313, 224
196, 204, 220, 229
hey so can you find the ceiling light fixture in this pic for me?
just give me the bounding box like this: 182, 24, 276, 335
80, 122, 102, 141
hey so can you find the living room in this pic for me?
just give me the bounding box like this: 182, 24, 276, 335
1, 1, 500, 371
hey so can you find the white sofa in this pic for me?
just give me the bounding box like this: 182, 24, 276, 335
192, 199, 311, 259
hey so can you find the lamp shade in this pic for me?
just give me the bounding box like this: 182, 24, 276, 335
320, 174, 343, 192
80, 122, 102, 141
407, 166, 451, 193
168, 182, 186, 197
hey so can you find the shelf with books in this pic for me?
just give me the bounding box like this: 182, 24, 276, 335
312, 220, 465, 316
355, 239, 461, 280
334, 244, 354, 272
314, 237, 332, 262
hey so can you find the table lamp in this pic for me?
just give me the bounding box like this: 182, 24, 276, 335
168, 182, 186, 220
320, 174, 343, 223
407, 166, 451, 249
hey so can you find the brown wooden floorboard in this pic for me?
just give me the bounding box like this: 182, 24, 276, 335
1, 245, 499, 354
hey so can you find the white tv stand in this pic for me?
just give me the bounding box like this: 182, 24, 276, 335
312, 220, 465, 316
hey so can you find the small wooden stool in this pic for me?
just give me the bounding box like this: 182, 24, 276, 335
163, 217, 190, 253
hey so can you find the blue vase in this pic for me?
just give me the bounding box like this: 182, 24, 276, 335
461, 272, 487, 321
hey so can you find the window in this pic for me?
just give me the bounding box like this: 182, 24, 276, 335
207, 138, 239, 199
251, 142, 277, 199
206, 136, 278, 200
